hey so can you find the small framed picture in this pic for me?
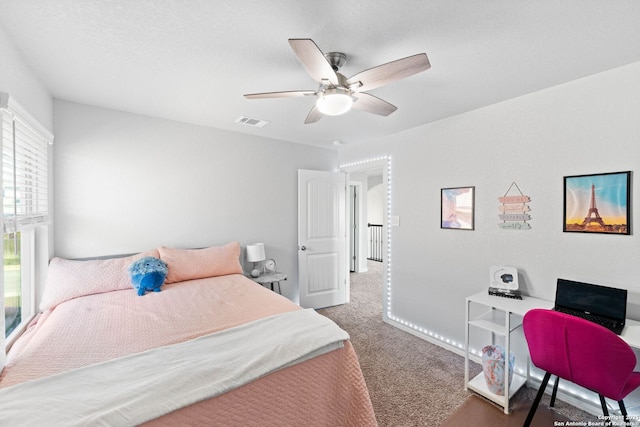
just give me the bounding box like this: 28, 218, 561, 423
441, 186, 475, 230
563, 171, 631, 235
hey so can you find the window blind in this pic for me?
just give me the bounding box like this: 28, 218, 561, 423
0, 94, 53, 233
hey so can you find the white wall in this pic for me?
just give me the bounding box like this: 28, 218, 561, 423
339, 61, 640, 347
367, 175, 384, 225
0, 26, 52, 131
53, 100, 337, 302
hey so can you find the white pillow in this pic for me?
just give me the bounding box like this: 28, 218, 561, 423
40, 250, 159, 310
159, 242, 242, 284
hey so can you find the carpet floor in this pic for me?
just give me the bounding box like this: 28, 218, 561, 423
318, 261, 597, 427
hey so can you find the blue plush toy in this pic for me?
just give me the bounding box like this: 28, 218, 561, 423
128, 256, 168, 296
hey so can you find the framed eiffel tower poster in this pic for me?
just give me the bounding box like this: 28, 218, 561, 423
563, 171, 631, 235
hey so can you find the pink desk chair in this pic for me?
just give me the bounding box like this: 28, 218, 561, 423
522, 309, 640, 427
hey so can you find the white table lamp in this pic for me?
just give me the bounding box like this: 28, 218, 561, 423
246, 243, 266, 277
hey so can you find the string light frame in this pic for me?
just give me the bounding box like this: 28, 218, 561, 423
341, 156, 466, 353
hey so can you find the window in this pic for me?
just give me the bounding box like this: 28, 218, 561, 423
1, 93, 52, 352
3, 232, 21, 336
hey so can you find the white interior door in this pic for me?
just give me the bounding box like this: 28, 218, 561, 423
349, 184, 358, 272
298, 170, 347, 309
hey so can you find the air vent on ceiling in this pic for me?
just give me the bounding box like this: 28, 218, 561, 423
235, 115, 270, 128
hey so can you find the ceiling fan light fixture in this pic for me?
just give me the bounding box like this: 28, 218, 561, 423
245, 39, 431, 124
316, 88, 353, 116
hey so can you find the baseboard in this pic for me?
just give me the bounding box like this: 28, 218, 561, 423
384, 317, 466, 357
525, 376, 609, 418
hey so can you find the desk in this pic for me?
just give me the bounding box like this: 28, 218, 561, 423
620, 319, 640, 349
465, 291, 554, 413
464, 292, 640, 349
465, 291, 640, 414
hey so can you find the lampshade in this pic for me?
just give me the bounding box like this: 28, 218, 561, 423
316, 88, 353, 116
246, 243, 265, 262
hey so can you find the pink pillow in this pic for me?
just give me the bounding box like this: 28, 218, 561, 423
40, 249, 160, 310
158, 242, 242, 284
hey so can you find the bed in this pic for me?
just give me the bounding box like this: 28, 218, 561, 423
0, 242, 377, 426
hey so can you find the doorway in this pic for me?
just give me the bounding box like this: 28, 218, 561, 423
342, 159, 388, 317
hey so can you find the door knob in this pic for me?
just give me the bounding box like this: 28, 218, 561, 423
300, 245, 307, 251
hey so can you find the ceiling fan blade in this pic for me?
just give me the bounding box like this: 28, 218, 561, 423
347, 53, 430, 92
288, 39, 339, 86
244, 90, 316, 99
351, 92, 397, 116
304, 105, 323, 124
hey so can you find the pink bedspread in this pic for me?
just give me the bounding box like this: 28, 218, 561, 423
1, 274, 377, 426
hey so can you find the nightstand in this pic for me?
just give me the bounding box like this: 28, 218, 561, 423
248, 272, 287, 294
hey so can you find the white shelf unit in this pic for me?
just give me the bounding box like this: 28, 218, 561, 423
464, 291, 553, 414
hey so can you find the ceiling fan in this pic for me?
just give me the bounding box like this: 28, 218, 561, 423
244, 38, 431, 124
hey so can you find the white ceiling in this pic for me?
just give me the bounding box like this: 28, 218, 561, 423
1, 1, 640, 149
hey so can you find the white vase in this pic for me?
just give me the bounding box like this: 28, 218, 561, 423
481, 344, 515, 396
